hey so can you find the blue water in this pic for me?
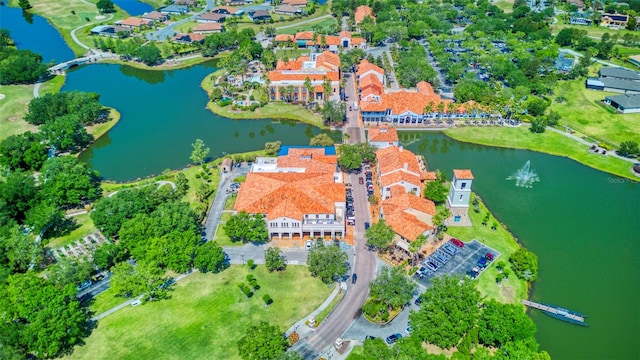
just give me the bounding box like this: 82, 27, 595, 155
0, 4, 74, 63
111, 0, 153, 16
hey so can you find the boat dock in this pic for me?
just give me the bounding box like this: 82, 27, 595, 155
521, 300, 588, 326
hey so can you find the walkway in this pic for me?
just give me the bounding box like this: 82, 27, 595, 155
203, 163, 250, 240
561, 48, 635, 70
546, 126, 637, 164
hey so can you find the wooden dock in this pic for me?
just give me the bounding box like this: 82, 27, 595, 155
521, 300, 587, 325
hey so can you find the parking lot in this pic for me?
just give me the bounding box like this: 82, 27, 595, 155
413, 239, 500, 288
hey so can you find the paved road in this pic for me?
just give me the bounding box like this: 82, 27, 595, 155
146, 0, 215, 41
344, 74, 364, 143
203, 163, 250, 240
561, 48, 634, 70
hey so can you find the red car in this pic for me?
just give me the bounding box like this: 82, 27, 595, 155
450, 238, 465, 248
485, 252, 495, 261
359, 177, 364, 185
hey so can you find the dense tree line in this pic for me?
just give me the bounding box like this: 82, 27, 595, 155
0, 28, 49, 85
395, 43, 439, 88
337, 142, 377, 171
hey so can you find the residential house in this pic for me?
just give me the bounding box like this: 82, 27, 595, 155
193, 22, 224, 34
354, 5, 375, 24
172, 33, 205, 44
569, 12, 592, 25
225, 0, 250, 5
356, 59, 385, 85
247, 10, 271, 22
90, 25, 131, 37
267, 51, 341, 103
234, 147, 346, 247
275, 5, 302, 15
174, 0, 197, 6
586, 67, 640, 94
381, 185, 437, 252
555, 55, 574, 72
160, 4, 190, 14
375, 145, 435, 200
604, 94, 640, 113
282, 0, 308, 7
600, 13, 629, 29
118, 17, 153, 28
197, 12, 227, 23
212, 6, 244, 15
368, 126, 399, 149
567, 0, 584, 9
445, 169, 473, 226
142, 11, 169, 22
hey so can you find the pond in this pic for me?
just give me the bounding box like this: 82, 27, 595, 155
111, 0, 153, 16
399, 131, 639, 360
0, 4, 74, 63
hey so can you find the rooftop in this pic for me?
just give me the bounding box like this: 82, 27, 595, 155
376, 146, 423, 176
368, 126, 399, 143
605, 93, 640, 109
453, 169, 474, 180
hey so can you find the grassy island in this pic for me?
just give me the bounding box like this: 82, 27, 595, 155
200, 70, 326, 129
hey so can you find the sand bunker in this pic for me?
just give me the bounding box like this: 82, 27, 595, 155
95, 15, 106, 19
0, 94, 5, 100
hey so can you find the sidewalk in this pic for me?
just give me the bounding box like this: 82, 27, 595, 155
285, 284, 342, 339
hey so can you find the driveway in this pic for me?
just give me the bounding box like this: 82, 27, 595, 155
203, 162, 250, 240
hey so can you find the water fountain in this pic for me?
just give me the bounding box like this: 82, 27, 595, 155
507, 160, 540, 188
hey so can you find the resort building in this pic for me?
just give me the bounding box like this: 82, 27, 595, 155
273, 31, 366, 52
381, 186, 437, 252
267, 51, 340, 103
446, 169, 474, 226
368, 125, 399, 149
375, 145, 436, 200
234, 147, 346, 247
586, 67, 640, 94
354, 5, 376, 24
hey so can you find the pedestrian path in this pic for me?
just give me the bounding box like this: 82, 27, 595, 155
285, 284, 342, 339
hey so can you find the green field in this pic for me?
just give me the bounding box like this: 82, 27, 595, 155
443, 126, 636, 181
551, 22, 638, 39
214, 212, 239, 246
446, 197, 527, 303
0, 84, 39, 142
550, 78, 640, 146
69, 266, 332, 360
276, 18, 337, 35
46, 213, 97, 249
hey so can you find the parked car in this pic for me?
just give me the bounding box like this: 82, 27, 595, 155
365, 335, 376, 340
386, 333, 402, 344
352, 273, 357, 284
364, 222, 370, 230
478, 257, 488, 267
414, 296, 423, 305
485, 252, 495, 261
405, 326, 413, 335
359, 177, 364, 184
76, 280, 92, 292
466, 270, 478, 279
450, 238, 465, 247
305, 240, 312, 250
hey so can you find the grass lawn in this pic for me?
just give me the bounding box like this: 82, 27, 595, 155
214, 212, 241, 246
86, 108, 120, 140
46, 213, 97, 249
276, 17, 337, 35
174, 20, 198, 33
551, 23, 638, 39
9, 0, 128, 56
224, 195, 237, 210
445, 196, 527, 304
0, 84, 39, 142
550, 78, 640, 146
89, 288, 125, 315
201, 70, 325, 128
139, 0, 166, 9
275, 48, 311, 60
69, 265, 332, 360
493, 0, 514, 12
443, 126, 636, 181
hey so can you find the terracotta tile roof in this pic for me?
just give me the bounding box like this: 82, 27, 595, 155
339, 30, 351, 38
376, 146, 422, 176
358, 74, 383, 95
216, 6, 242, 14
368, 126, 398, 143
453, 169, 474, 180
422, 171, 437, 181
283, 0, 308, 5
295, 31, 315, 40
356, 59, 384, 77
382, 191, 435, 241
173, 33, 205, 43
274, 34, 294, 42
380, 171, 421, 188
120, 17, 152, 27
314, 85, 324, 92
352, 38, 366, 45
315, 51, 340, 70
193, 22, 223, 32
360, 88, 382, 100
416, 81, 435, 95
277, 148, 338, 173
276, 58, 304, 70
268, 71, 339, 82
360, 98, 387, 112
235, 172, 345, 221
354, 5, 376, 24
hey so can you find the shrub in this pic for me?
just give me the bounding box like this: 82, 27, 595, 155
598, 142, 611, 151
249, 95, 255, 101
247, 259, 255, 270
263, 293, 273, 306
218, 99, 232, 107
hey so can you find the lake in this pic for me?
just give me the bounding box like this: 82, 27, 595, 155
111, 0, 153, 16
400, 131, 640, 360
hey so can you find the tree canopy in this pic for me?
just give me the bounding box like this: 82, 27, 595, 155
194, 241, 228, 273
39, 156, 102, 208
264, 246, 287, 272
338, 143, 377, 171
309, 133, 335, 146
307, 241, 348, 284
0, 132, 48, 171
223, 211, 268, 243
369, 266, 416, 309
509, 248, 538, 282
190, 138, 210, 165
0, 47, 48, 85
236, 321, 289, 360
365, 219, 395, 250
478, 300, 537, 348
26, 91, 105, 126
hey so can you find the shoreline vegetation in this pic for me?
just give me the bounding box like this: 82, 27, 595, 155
443, 127, 639, 181
200, 69, 326, 129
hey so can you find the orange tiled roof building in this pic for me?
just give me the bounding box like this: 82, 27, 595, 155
267, 51, 341, 103
234, 147, 346, 246
367, 125, 398, 149
445, 169, 474, 226
354, 5, 376, 25
273, 31, 367, 53
355, 60, 488, 124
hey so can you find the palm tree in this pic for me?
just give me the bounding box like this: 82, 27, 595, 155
304, 77, 313, 104
436, 102, 445, 121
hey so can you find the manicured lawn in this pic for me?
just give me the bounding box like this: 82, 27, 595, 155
46, 213, 97, 249
443, 126, 636, 181
174, 20, 197, 33
494, 0, 514, 12
276, 17, 337, 35
445, 196, 527, 304
139, 0, 166, 9
69, 266, 332, 360
0, 84, 38, 142
551, 23, 637, 39
224, 195, 237, 210
9, 0, 128, 55
86, 108, 120, 140
89, 288, 124, 315
550, 78, 640, 146
275, 48, 311, 60
214, 212, 239, 246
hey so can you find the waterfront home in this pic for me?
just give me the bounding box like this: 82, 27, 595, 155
600, 13, 629, 29
90, 25, 131, 37
604, 94, 640, 113
282, 0, 308, 7
275, 5, 302, 15
118, 17, 153, 28
354, 5, 375, 24
247, 10, 271, 22
368, 126, 399, 149
375, 145, 434, 200
381, 186, 437, 252
267, 51, 340, 103
212, 6, 244, 15
197, 12, 227, 23
142, 11, 169, 22
193, 23, 224, 34
172, 33, 205, 44
160, 4, 189, 14
234, 147, 346, 248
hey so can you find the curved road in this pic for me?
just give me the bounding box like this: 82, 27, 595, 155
146, 0, 215, 41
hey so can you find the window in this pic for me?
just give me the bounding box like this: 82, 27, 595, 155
459, 195, 463, 200
326, 215, 330, 219
461, 182, 467, 189
315, 215, 319, 219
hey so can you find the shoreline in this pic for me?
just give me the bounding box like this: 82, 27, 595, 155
199, 69, 327, 129
442, 127, 639, 182
99, 55, 214, 71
